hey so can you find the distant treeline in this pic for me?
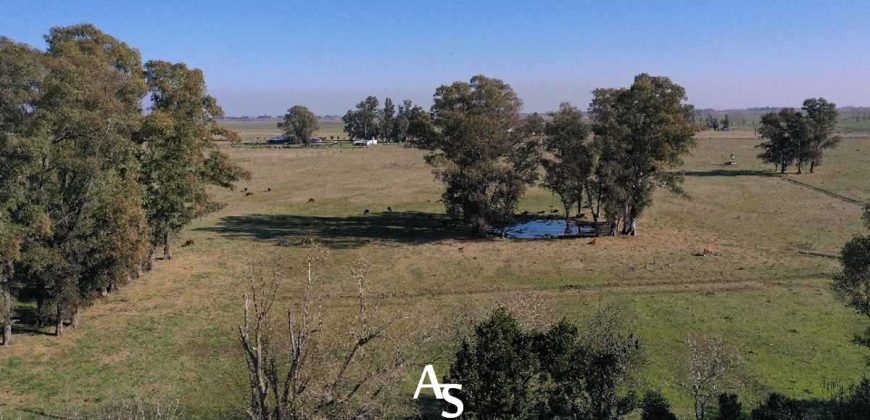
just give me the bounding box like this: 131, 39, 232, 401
694, 107, 870, 132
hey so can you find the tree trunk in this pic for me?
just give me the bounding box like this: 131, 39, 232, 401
1, 266, 11, 346
621, 204, 632, 235
35, 295, 45, 328
163, 231, 172, 260
797, 161, 802, 174
56, 303, 64, 336
2, 324, 10, 346
71, 309, 80, 329
143, 247, 155, 272
810, 160, 815, 173
564, 204, 573, 235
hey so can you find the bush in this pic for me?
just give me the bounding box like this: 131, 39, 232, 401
751, 393, 806, 420
641, 391, 677, 420
446, 307, 641, 419
718, 393, 745, 420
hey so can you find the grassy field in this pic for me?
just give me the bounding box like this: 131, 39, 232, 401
1, 130, 869, 418
217, 118, 345, 142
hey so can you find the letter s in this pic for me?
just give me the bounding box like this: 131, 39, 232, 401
441, 384, 463, 418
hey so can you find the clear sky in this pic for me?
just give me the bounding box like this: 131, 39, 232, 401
2, 0, 868, 116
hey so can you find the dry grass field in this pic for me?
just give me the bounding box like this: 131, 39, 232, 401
217, 118, 345, 142
1, 130, 868, 418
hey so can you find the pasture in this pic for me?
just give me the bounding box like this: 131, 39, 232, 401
218, 118, 346, 142
1, 130, 868, 418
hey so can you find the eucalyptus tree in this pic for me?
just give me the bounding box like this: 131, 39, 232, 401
23, 24, 150, 334
414, 75, 541, 233
342, 96, 381, 139
0, 37, 46, 344
138, 60, 249, 262
802, 98, 840, 173
542, 103, 594, 224
381, 97, 395, 142
833, 205, 870, 335
756, 109, 807, 174
281, 105, 319, 145
589, 74, 696, 236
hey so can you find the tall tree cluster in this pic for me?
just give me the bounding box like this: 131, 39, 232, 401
411, 75, 542, 233
447, 307, 641, 419
756, 98, 839, 174
0, 25, 247, 344
415, 74, 696, 236
278, 105, 319, 145
342, 96, 428, 142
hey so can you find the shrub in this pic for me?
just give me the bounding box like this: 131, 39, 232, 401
641, 391, 677, 420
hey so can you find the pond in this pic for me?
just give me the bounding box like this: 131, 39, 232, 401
498, 219, 598, 239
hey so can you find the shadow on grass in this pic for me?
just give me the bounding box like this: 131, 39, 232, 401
680, 169, 779, 177
10, 303, 55, 337
197, 211, 476, 249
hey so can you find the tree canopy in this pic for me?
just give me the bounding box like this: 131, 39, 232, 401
756, 98, 839, 174
280, 105, 319, 145
589, 74, 696, 235
0, 24, 246, 343
414, 75, 541, 233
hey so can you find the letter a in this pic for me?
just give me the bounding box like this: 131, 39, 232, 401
413, 364, 443, 399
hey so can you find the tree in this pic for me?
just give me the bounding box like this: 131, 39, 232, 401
342, 96, 380, 140
685, 335, 736, 420
542, 103, 594, 227
833, 235, 870, 321
0, 24, 247, 340
756, 108, 800, 174
446, 308, 539, 418
718, 393, 746, 420
641, 391, 678, 420
414, 75, 541, 233
238, 249, 406, 419
447, 305, 642, 419
0, 37, 46, 344
381, 97, 395, 142
393, 99, 414, 142
280, 105, 319, 145
589, 74, 696, 236
802, 98, 840, 173
139, 60, 249, 262
20, 24, 151, 335
750, 394, 805, 420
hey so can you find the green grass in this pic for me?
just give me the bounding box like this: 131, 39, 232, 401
1, 132, 869, 418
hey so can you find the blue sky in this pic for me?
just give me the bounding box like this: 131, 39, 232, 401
2, 1, 868, 116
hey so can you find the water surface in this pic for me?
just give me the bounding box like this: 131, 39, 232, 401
500, 219, 597, 239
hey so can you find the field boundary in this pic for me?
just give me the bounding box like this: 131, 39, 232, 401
781, 177, 867, 206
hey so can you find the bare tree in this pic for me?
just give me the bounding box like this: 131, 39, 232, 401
238, 249, 406, 420
685, 335, 737, 420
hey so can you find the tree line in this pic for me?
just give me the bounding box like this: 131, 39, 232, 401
406, 74, 696, 236
444, 305, 870, 420
341, 96, 429, 142
755, 98, 840, 174
0, 25, 247, 344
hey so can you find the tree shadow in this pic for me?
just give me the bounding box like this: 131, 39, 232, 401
9, 302, 55, 337
680, 169, 779, 177
197, 211, 477, 249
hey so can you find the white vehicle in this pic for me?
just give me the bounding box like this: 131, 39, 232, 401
352, 139, 378, 147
